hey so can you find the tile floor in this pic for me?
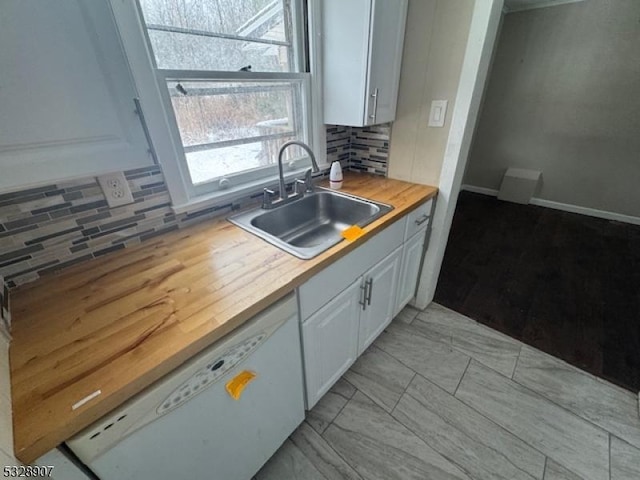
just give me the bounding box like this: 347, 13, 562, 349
256, 303, 640, 480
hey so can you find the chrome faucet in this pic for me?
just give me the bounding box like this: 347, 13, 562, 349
263, 140, 320, 209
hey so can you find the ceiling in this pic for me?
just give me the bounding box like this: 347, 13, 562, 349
503, 0, 586, 13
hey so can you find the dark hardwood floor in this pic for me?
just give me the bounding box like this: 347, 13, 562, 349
434, 191, 640, 392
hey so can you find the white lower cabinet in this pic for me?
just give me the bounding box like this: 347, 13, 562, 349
302, 280, 361, 408
299, 199, 433, 409
302, 246, 402, 408
358, 246, 402, 355
394, 228, 427, 317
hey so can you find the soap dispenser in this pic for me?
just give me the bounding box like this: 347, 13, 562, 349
329, 161, 343, 190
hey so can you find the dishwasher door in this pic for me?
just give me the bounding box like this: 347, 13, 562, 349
67, 294, 304, 480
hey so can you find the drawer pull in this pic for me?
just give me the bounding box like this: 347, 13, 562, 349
415, 214, 429, 226
369, 88, 379, 123
366, 278, 373, 306
360, 281, 368, 310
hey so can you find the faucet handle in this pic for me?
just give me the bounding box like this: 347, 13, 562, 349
293, 178, 306, 196
304, 169, 315, 193
262, 188, 276, 209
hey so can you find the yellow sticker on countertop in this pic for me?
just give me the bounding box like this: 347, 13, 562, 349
225, 370, 257, 400
341, 225, 365, 242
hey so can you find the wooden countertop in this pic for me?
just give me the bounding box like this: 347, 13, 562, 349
9, 173, 437, 463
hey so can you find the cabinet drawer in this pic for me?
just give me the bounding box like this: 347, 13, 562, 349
404, 199, 433, 241
298, 218, 405, 320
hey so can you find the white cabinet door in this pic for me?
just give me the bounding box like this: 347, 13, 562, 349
302, 279, 362, 409
358, 246, 402, 354
395, 229, 427, 317
0, 0, 152, 192
322, 0, 408, 126
364, 0, 409, 126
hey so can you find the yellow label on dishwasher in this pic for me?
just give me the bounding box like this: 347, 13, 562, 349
225, 370, 257, 400
341, 225, 365, 242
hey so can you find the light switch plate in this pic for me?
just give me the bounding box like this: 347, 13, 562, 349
97, 172, 134, 208
428, 100, 448, 127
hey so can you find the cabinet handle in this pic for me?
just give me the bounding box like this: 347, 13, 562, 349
369, 88, 379, 124
415, 214, 429, 226
359, 281, 368, 310
366, 278, 373, 306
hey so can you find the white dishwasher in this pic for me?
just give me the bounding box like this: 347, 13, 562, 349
66, 293, 304, 480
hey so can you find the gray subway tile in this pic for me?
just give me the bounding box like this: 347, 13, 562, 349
69, 200, 108, 214
76, 212, 112, 225
0, 245, 44, 264
0, 185, 57, 203
93, 244, 125, 257
31, 202, 73, 215
80, 227, 100, 237
0, 255, 31, 269
7, 260, 60, 281
0, 225, 37, 239
65, 182, 98, 193
89, 223, 138, 240
49, 208, 72, 219
24, 226, 84, 246
4, 214, 50, 231
99, 214, 146, 232
62, 192, 83, 202
140, 181, 164, 190
44, 189, 66, 197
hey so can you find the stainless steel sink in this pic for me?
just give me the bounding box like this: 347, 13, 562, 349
229, 187, 393, 259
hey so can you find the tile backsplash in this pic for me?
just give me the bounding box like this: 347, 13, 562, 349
326, 124, 391, 176
326, 125, 352, 165
0, 166, 179, 288
350, 124, 391, 175
0, 125, 392, 289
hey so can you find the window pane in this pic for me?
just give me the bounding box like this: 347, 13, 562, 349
146, 31, 290, 72
186, 136, 298, 184
139, 0, 296, 72
167, 80, 306, 183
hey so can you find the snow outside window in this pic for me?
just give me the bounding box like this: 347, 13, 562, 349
138, 0, 312, 193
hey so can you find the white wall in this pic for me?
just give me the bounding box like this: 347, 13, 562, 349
388, 0, 475, 185
464, 0, 640, 219
414, 0, 505, 308
387, 0, 504, 307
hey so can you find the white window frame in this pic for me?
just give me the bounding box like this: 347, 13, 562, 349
109, 0, 325, 213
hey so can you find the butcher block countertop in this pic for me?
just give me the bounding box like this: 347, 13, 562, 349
9, 173, 437, 463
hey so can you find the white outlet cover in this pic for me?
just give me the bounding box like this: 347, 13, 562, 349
97, 172, 134, 208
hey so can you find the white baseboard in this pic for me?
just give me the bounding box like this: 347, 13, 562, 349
460, 184, 640, 226
504, 0, 586, 14
461, 184, 499, 196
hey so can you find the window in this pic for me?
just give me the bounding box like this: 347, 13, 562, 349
136, 0, 314, 199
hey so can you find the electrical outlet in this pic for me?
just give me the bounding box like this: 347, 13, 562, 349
97, 172, 134, 208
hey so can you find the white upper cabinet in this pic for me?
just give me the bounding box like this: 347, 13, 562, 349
322, 0, 408, 127
0, 0, 153, 192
